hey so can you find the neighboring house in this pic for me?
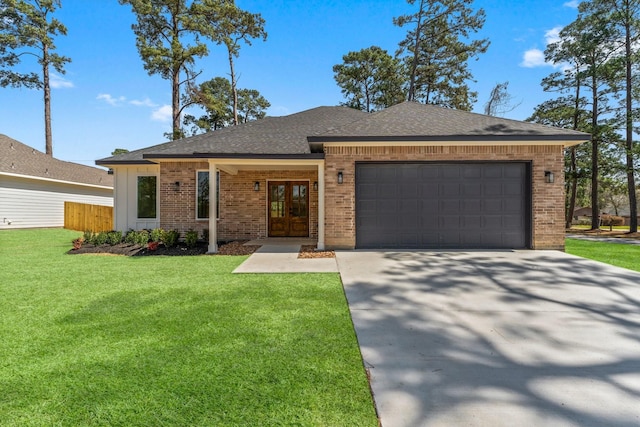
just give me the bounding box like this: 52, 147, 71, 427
96, 101, 590, 252
1, 135, 113, 229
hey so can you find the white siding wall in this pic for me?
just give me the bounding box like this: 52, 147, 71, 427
0, 175, 113, 229
113, 165, 160, 232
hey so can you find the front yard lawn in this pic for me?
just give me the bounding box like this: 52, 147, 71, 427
0, 229, 377, 426
566, 238, 640, 272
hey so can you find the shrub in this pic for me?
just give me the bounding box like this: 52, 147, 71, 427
106, 230, 123, 246
150, 228, 163, 243
185, 229, 198, 248
161, 229, 180, 248
83, 230, 93, 243
124, 230, 150, 246
92, 232, 109, 246
601, 215, 625, 228
72, 237, 84, 250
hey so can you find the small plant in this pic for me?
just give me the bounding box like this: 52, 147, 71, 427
106, 230, 123, 246
83, 230, 93, 243
72, 237, 84, 250
91, 231, 109, 246
147, 241, 159, 251
161, 229, 180, 248
124, 230, 150, 246
185, 229, 198, 248
150, 228, 163, 244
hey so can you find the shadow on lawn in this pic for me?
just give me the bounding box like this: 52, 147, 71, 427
343, 251, 640, 426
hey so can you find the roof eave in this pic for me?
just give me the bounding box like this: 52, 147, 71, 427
143, 153, 325, 160
308, 134, 591, 143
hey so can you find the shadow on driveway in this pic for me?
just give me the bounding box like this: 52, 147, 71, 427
337, 250, 640, 427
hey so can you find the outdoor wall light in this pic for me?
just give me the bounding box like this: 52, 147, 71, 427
545, 171, 555, 184
173, 181, 181, 191
254, 181, 260, 191
337, 172, 343, 184
313, 181, 318, 191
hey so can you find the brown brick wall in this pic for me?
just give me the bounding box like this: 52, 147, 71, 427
159, 162, 318, 241
324, 145, 565, 250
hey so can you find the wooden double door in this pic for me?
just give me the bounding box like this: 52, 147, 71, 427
268, 181, 309, 237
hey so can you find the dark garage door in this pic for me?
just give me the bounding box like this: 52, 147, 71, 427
355, 162, 530, 249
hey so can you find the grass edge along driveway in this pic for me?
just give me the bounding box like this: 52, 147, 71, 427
565, 237, 640, 273
0, 229, 378, 426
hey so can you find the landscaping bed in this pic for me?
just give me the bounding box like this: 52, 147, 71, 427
68, 240, 261, 256
298, 244, 335, 258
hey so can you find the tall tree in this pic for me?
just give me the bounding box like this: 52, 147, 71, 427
0, 0, 70, 156
119, 0, 211, 140
591, 0, 640, 232
333, 46, 405, 112
184, 76, 269, 134
394, 0, 489, 110
483, 81, 520, 116
197, 0, 266, 125
237, 88, 270, 123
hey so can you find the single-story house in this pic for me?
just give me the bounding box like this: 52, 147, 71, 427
0, 134, 114, 229
96, 101, 590, 252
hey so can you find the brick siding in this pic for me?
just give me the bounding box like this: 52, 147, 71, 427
159, 162, 318, 241
324, 145, 565, 250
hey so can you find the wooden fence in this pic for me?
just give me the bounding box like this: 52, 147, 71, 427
64, 202, 113, 232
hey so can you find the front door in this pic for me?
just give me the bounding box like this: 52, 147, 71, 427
268, 181, 309, 237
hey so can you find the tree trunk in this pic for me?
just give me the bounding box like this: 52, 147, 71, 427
407, 0, 425, 102
590, 71, 599, 230
171, 12, 181, 140
228, 49, 238, 126
624, 17, 637, 232
43, 42, 52, 156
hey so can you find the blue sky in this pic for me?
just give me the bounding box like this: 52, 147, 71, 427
0, 0, 580, 167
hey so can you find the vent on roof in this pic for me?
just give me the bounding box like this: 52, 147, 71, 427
11, 162, 15, 169
45, 168, 49, 175
32, 149, 36, 154
10, 142, 14, 149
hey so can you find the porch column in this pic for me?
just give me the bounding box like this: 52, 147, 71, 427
208, 161, 218, 253
317, 162, 325, 250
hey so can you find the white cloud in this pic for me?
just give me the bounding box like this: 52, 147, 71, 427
520, 49, 549, 67
50, 73, 73, 89
151, 105, 172, 122
130, 97, 158, 108
97, 93, 126, 106
563, 0, 580, 8
545, 26, 563, 45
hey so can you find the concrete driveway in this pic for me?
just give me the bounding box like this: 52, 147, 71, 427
336, 250, 640, 427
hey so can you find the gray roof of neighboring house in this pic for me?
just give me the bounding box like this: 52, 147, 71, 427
311, 101, 591, 142
0, 134, 113, 188
97, 102, 591, 165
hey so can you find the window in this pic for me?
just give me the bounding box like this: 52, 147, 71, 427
196, 171, 219, 219
137, 176, 157, 219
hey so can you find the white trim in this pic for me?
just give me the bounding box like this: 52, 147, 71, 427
317, 163, 325, 250
0, 171, 113, 190
208, 161, 218, 253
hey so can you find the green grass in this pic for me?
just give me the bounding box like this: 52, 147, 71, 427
0, 229, 377, 426
566, 238, 640, 272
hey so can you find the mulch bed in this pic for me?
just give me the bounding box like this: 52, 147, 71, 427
67, 241, 261, 256
298, 245, 335, 259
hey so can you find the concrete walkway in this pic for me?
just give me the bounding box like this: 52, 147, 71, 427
567, 233, 640, 245
337, 250, 640, 427
232, 239, 338, 273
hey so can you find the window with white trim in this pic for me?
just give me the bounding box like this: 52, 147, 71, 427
196, 170, 219, 219
137, 176, 157, 219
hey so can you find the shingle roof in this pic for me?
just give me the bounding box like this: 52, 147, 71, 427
97, 102, 590, 165
311, 101, 591, 142
96, 106, 369, 164
0, 134, 113, 188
